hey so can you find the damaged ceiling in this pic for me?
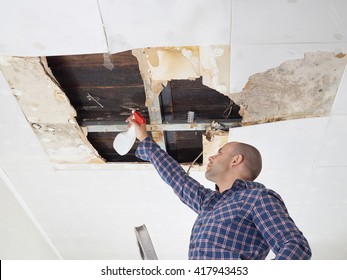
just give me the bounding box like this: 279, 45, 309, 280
230, 52, 347, 125
45, 48, 241, 163
1, 0, 347, 261
1, 49, 346, 165
0, 48, 241, 165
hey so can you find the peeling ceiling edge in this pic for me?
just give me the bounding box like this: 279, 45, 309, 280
0, 56, 105, 164
228, 51, 347, 125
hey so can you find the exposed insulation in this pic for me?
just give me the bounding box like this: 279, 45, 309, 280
229, 51, 347, 125
0, 56, 104, 164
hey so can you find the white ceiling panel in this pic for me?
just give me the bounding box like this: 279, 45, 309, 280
229, 43, 347, 92
0, 72, 27, 124
0, 0, 107, 56
317, 115, 347, 167
0, 124, 50, 170
0, 73, 49, 170
309, 243, 347, 260
229, 117, 329, 170
296, 204, 347, 260
302, 166, 347, 259
257, 168, 312, 205
99, 0, 231, 53
307, 166, 347, 205
232, 0, 347, 45
331, 63, 347, 115
6, 168, 196, 259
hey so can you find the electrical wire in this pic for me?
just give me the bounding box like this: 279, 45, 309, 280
187, 150, 203, 175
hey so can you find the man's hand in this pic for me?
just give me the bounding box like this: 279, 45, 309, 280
126, 115, 149, 141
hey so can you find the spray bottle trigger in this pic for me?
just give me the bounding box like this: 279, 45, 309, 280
133, 111, 146, 125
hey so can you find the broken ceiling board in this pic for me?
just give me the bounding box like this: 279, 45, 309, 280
150, 47, 201, 81
232, 0, 347, 45
133, 46, 230, 97
0, 57, 76, 124
229, 43, 347, 93
0, 56, 104, 164
0, 0, 107, 56
199, 45, 230, 95
98, 0, 232, 53
33, 123, 103, 164
228, 51, 347, 125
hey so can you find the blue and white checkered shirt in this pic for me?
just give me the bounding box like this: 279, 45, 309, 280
136, 137, 312, 260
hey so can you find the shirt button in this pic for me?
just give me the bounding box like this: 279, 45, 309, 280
209, 206, 213, 210
191, 244, 195, 249
199, 222, 202, 227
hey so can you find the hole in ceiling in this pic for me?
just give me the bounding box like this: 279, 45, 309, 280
46, 51, 241, 164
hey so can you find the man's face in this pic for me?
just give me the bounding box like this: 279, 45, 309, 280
205, 143, 235, 182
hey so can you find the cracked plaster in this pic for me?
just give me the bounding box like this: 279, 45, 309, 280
229, 51, 347, 125
0, 56, 104, 164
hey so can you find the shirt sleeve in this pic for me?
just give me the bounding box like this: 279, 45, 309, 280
251, 189, 312, 260
135, 137, 214, 214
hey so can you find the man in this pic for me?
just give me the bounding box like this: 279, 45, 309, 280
128, 116, 312, 260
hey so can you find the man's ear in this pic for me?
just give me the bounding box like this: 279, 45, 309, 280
230, 154, 243, 166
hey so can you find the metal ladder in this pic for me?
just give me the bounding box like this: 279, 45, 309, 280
134, 224, 158, 260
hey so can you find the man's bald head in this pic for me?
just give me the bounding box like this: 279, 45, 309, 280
228, 142, 262, 181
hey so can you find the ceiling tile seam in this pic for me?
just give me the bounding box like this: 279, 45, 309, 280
96, 0, 112, 54
306, 116, 336, 187
230, 0, 236, 46
0, 168, 64, 259
331, 63, 347, 115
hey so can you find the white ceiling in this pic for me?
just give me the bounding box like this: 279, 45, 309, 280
1, 0, 347, 259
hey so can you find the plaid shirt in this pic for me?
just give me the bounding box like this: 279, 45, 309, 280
136, 137, 312, 260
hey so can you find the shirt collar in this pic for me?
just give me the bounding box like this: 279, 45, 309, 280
215, 178, 263, 194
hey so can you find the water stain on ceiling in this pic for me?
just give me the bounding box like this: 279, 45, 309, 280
0, 49, 345, 166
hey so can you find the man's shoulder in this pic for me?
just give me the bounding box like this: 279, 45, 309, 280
234, 179, 266, 192
235, 180, 282, 199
